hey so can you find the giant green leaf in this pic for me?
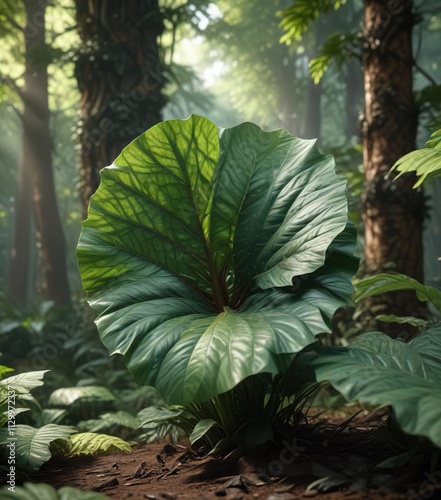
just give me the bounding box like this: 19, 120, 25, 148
305, 325, 441, 448
77, 115, 358, 405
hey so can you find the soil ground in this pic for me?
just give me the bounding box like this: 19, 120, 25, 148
35, 441, 410, 500
34, 412, 438, 500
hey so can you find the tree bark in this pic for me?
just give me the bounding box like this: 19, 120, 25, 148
21, 0, 71, 305
361, 0, 426, 337
74, 0, 166, 214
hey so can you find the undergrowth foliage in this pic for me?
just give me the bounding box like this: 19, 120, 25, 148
0, 301, 167, 486
0, 368, 132, 479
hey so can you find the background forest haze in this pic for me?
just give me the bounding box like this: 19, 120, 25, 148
1, 0, 441, 328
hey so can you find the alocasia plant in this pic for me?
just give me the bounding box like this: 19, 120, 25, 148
77, 115, 358, 406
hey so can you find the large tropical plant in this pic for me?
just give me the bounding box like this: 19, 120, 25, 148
77, 115, 358, 415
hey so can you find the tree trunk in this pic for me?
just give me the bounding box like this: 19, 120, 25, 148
22, 0, 71, 305
7, 143, 32, 305
303, 76, 321, 139
361, 0, 425, 337
345, 59, 363, 139
74, 0, 166, 214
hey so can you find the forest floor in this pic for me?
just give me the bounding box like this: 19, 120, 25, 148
35, 412, 438, 500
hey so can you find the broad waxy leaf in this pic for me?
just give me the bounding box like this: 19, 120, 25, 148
48, 386, 115, 407
79, 115, 219, 297
305, 326, 441, 448
77, 115, 357, 404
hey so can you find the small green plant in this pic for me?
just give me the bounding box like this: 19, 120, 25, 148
0, 367, 131, 481
47, 386, 116, 423
0, 293, 74, 368
77, 115, 358, 449
0, 369, 75, 477
298, 325, 441, 482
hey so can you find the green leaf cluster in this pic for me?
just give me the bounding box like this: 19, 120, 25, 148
309, 32, 360, 84
0, 368, 133, 477
279, 0, 348, 43
391, 128, 441, 188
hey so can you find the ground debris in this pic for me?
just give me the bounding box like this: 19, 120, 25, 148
145, 492, 177, 500
266, 494, 297, 500
34, 438, 416, 499
91, 476, 119, 491
133, 460, 151, 478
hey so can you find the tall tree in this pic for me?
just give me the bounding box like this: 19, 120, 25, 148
2, 0, 71, 305
280, 0, 430, 336
74, 0, 167, 213
345, 59, 363, 139
7, 122, 32, 305
1, 0, 32, 304
361, 0, 425, 335
280, 0, 364, 142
